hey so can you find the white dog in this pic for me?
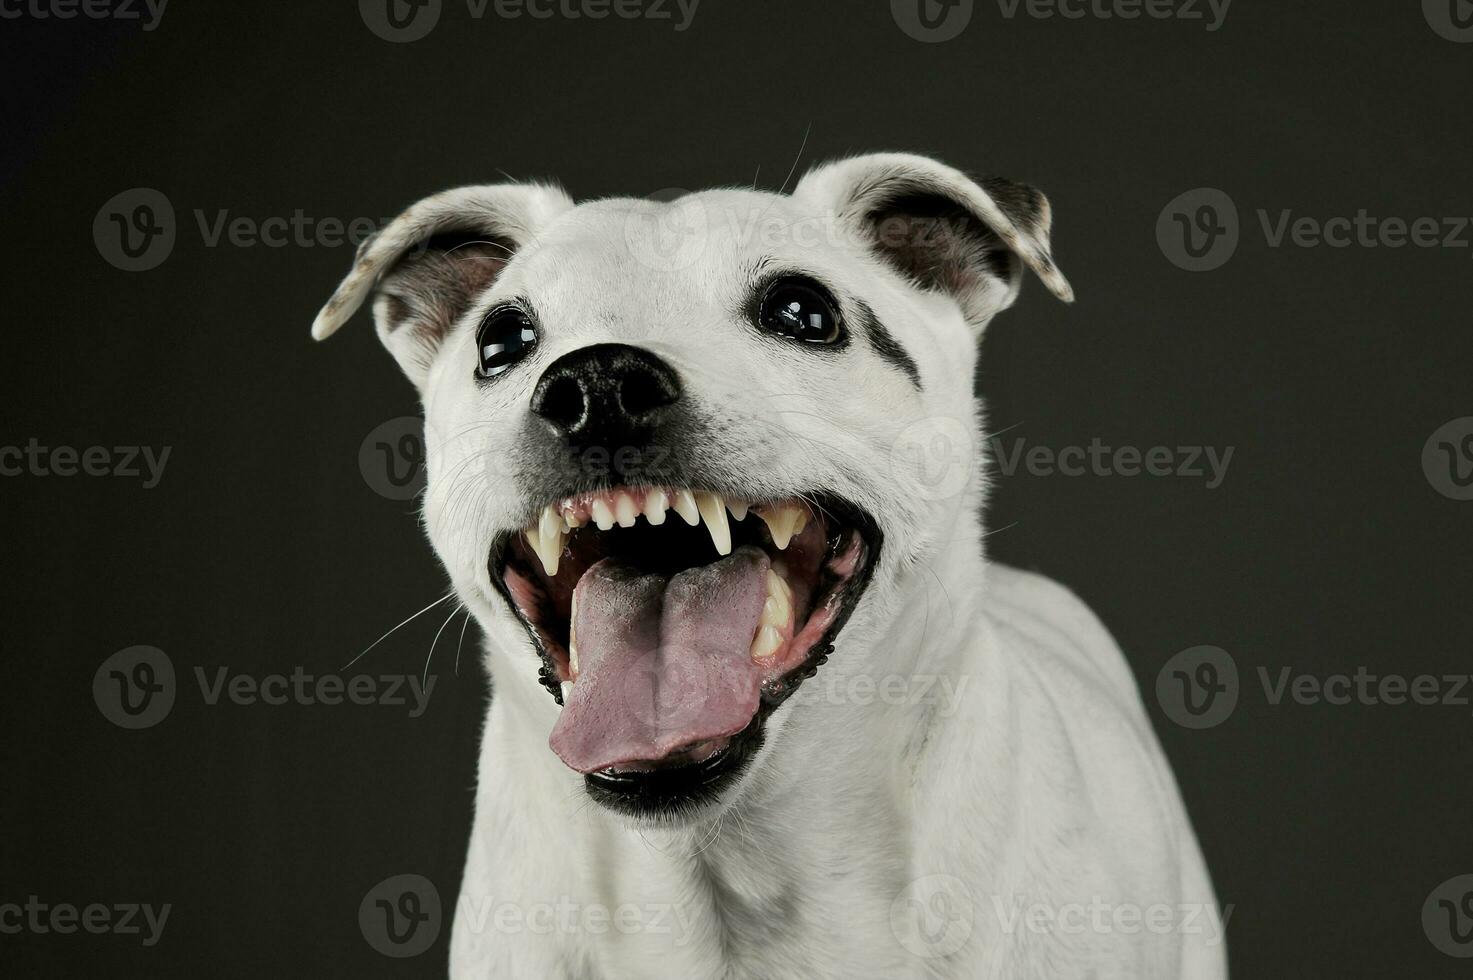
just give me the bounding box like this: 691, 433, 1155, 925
314, 153, 1227, 979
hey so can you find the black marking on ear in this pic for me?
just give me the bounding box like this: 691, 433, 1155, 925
854, 299, 921, 391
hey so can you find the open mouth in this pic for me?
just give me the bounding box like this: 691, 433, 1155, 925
491, 487, 879, 816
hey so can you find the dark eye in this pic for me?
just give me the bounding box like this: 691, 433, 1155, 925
758, 277, 845, 345
476, 307, 537, 379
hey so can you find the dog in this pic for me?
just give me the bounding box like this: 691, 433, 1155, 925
314, 153, 1227, 978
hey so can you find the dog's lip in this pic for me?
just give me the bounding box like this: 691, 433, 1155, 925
483, 489, 877, 725
581, 710, 771, 817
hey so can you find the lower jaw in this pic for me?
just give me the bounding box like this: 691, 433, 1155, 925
582, 709, 771, 820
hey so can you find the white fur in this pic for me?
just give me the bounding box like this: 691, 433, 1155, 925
316, 155, 1227, 978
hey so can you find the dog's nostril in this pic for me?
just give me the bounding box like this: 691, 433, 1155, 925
619, 365, 679, 421
535, 375, 588, 432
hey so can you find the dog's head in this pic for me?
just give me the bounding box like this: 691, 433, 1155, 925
315, 153, 1070, 821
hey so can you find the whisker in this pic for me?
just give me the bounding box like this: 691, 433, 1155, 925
424, 601, 465, 687
454, 607, 474, 676
340, 592, 456, 671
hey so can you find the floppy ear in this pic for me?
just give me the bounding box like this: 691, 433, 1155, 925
792, 153, 1072, 328
311, 183, 574, 388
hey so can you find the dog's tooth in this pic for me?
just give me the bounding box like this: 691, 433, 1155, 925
761, 593, 789, 628
750, 624, 782, 661
591, 498, 616, 531
672, 489, 700, 526
726, 498, 749, 522
614, 493, 638, 528
562, 509, 581, 531
766, 568, 793, 605
525, 524, 560, 577
534, 508, 564, 575
540, 505, 563, 547
644, 489, 669, 526
560, 680, 573, 703
696, 492, 732, 556
760, 504, 803, 550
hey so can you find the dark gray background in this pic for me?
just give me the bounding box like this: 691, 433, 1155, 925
3, 1, 1471, 976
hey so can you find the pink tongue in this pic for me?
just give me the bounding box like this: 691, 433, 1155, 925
549, 546, 771, 774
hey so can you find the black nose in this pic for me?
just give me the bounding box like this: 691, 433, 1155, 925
530, 344, 682, 450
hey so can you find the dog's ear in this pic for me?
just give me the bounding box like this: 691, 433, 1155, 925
311, 183, 573, 387
793, 153, 1072, 328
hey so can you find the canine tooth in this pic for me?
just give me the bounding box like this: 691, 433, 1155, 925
673, 489, 700, 526
750, 624, 782, 661
615, 493, 638, 528
645, 489, 669, 525
696, 492, 732, 556
563, 510, 581, 531
591, 498, 616, 531
766, 569, 792, 602
761, 594, 789, 628
525, 524, 560, 577
760, 504, 804, 550
560, 681, 573, 703
727, 498, 749, 521
540, 505, 562, 547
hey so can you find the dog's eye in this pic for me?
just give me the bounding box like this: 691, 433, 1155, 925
758, 278, 844, 345
477, 308, 538, 379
